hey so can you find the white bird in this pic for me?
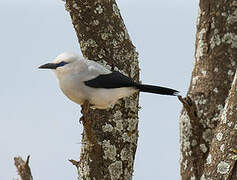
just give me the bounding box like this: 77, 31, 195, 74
39, 52, 179, 109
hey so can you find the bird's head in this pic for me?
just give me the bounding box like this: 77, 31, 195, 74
39, 52, 84, 79
39, 52, 79, 70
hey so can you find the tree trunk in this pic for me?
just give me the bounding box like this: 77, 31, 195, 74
179, 0, 237, 179
65, 0, 139, 179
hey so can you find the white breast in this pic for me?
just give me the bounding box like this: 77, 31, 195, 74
87, 87, 138, 109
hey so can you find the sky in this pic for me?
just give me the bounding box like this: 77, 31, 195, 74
0, 0, 198, 179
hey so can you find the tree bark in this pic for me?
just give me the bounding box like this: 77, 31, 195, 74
204, 70, 237, 179
179, 0, 237, 179
65, 0, 139, 179
14, 155, 33, 180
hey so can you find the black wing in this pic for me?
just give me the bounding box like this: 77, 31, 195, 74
84, 71, 137, 89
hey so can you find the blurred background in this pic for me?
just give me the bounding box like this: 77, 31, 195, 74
0, 0, 198, 179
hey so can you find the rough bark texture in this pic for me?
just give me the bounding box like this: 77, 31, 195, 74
65, 0, 139, 179
180, 0, 237, 179
204, 71, 237, 179
14, 156, 33, 180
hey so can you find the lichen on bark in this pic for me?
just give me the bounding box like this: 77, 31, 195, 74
65, 0, 139, 179
180, 0, 237, 179
203, 70, 237, 179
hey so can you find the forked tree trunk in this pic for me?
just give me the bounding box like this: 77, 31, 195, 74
65, 0, 139, 179
180, 0, 237, 179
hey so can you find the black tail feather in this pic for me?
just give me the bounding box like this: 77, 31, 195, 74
136, 84, 179, 96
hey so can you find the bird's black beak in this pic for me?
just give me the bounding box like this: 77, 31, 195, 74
38, 63, 57, 69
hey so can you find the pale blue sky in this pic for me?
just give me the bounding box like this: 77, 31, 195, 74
0, 0, 198, 179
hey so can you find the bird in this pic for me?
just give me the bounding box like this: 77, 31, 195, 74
39, 52, 179, 109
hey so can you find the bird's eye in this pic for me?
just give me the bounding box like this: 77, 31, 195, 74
57, 61, 68, 67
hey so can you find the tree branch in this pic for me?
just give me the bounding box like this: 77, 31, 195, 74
203, 70, 237, 179
65, 0, 139, 179
179, 0, 237, 178
14, 155, 33, 180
